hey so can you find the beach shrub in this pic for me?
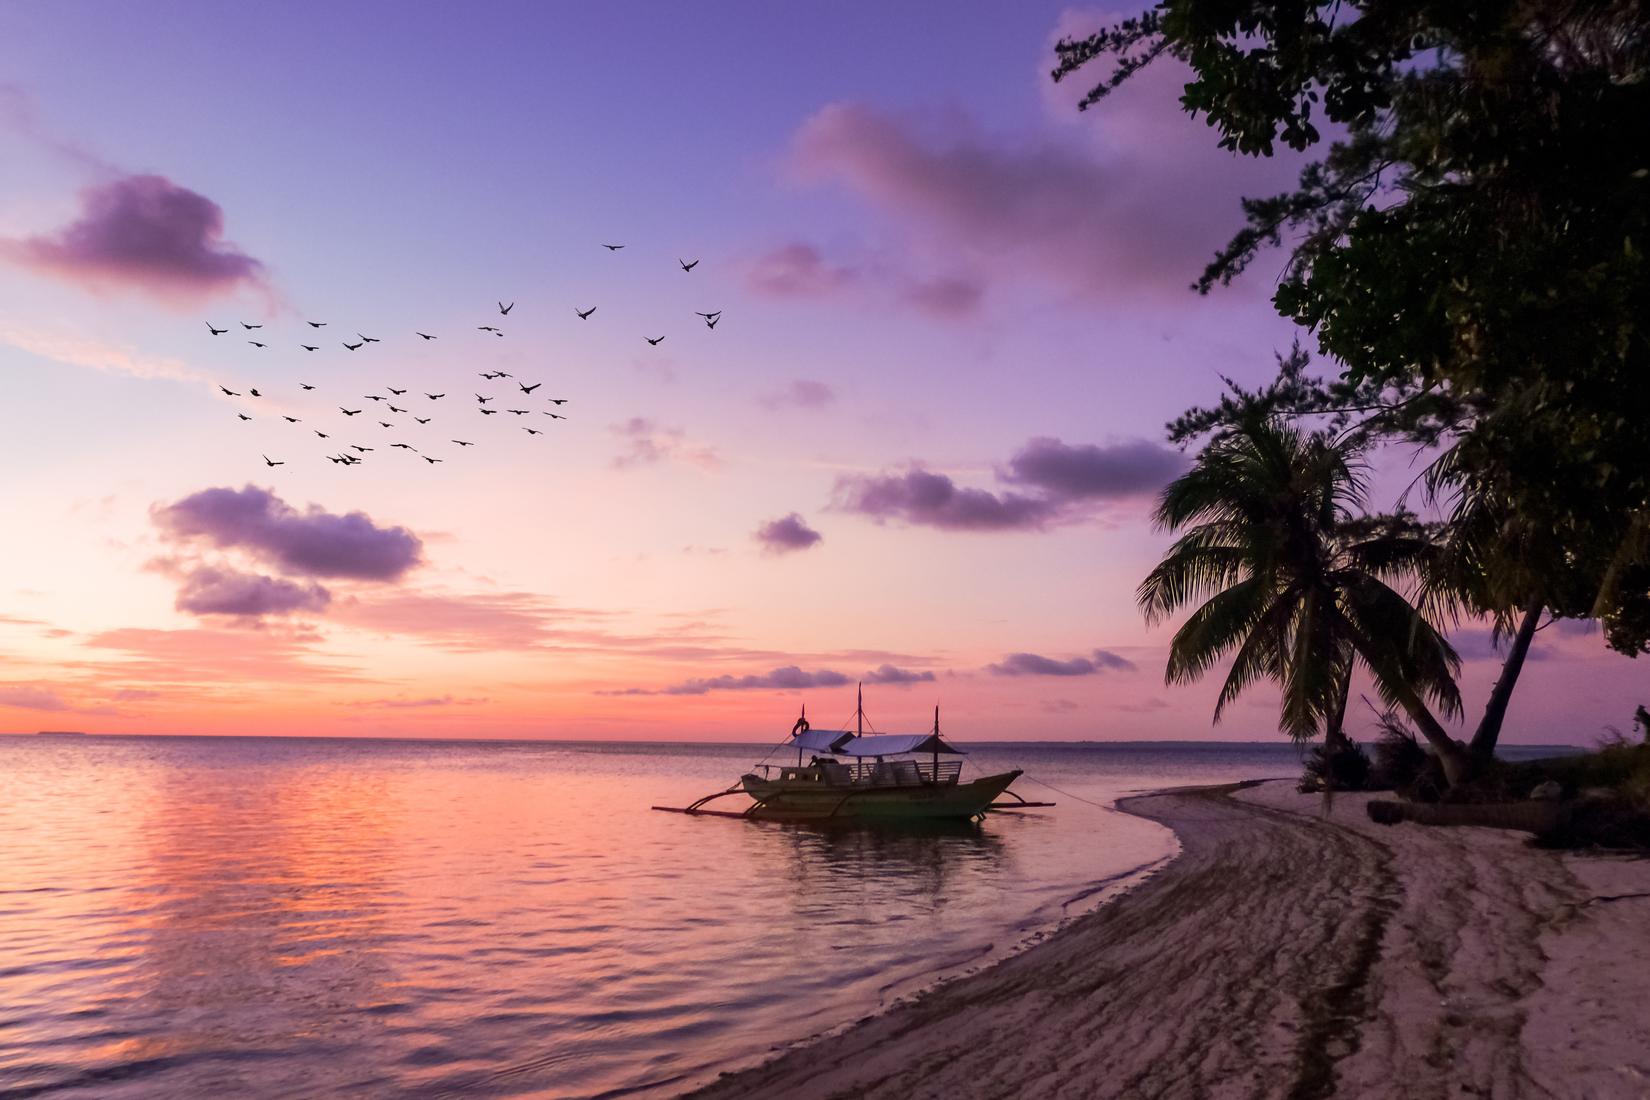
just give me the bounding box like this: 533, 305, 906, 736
1370, 713, 1428, 792
1298, 738, 1372, 793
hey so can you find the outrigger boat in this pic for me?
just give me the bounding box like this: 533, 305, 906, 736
655, 688, 1051, 824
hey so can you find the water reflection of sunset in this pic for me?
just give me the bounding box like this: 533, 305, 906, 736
0, 735, 1235, 1098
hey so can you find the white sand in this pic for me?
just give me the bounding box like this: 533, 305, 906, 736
686, 781, 1650, 1099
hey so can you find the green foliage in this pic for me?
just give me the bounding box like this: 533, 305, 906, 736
1057, 0, 1650, 655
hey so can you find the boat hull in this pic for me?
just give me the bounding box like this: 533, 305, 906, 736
739, 769, 1022, 822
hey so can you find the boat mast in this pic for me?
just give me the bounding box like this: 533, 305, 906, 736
856, 682, 863, 738
798, 703, 805, 766
932, 704, 940, 783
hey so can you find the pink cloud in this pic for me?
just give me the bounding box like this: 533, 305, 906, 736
754, 513, 824, 554
601, 661, 937, 696
760, 379, 836, 410
0, 683, 72, 711
347, 695, 490, 709
76, 627, 371, 686
864, 663, 936, 686
998, 437, 1186, 500
834, 436, 1183, 533
902, 275, 985, 317
1, 174, 267, 305
746, 241, 858, 297
832, 466, 1062, 532
174, 566, 331, 618
988, 649, 1136, 677
609, 418, 720, 471
789, 100, 1291, 300
154, 485, 422, 582
330, 591, 584, 652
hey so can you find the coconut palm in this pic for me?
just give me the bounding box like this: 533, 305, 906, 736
1138, 414, 1472, 779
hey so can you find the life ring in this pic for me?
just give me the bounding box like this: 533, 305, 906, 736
791, 715, 810, 737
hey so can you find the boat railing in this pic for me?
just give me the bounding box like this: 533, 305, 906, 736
914, 759, 963, 784
752, 758, 964, 785
844, 759, 962, 785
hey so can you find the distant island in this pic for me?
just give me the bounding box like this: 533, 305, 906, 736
36, 730, 88, 737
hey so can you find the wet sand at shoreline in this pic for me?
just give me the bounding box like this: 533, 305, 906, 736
688, 780, 1650, 1100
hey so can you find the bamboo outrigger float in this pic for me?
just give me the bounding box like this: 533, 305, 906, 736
654, 687, 1052, 823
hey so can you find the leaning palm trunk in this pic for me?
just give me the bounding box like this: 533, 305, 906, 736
1467, 598, 1544, 760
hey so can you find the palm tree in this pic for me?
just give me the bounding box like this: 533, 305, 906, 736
1138, 414, 1474, 781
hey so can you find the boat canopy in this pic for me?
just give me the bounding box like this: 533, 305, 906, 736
790, 729, 967, 757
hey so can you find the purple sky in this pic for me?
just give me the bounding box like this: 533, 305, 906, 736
0, 2, 1639, 744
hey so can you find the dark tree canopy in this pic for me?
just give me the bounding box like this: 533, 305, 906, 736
1056, 0, 1650, 655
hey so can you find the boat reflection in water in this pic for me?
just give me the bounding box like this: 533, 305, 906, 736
657, 689, 1050, 824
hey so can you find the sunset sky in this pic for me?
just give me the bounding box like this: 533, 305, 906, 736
1, 2, 1640, 743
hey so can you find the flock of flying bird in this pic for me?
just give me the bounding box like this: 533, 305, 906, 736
209, 247, 721, 469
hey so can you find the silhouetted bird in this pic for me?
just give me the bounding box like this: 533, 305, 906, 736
307, 321, 327, 328
415, 416, 431, 424
479, 408, 499, 415
508, 409, 529, 415
282, 416, 301, 423
417, 332, 437, 340
494, 371, 514, 378
341, 408, 363, 416
575, 306, 597, 319
423, 455, 443, 464
388, 387, 407, 395
359, 333, 380, 343
238, 413, 252, 421
262, 455, 283, 467
426, 393, 446, 399
249, 388, 262, 397
378, 421, 393, 428
315, 430, 330, 438
679, 259, 699, 272
549, 398, 569, 405
704, 315, 720, 330
391, 443, 417, 451
518, 382, 541, 394
545, 413, 567, 420
478, 325, 501, 333
603, 244, 624, 251
476, 394, 493, 404
344, 341, 363, 351
300, 383, 316, 390
242, 322, 263, 330
206, 322, 227, 335
452, 440, 474, 447
301, 344, 319, 352
645, 336, 664, 346
695, 311, 722, 320
524, 427, 543, 435
219, 385, 240, 396
366, 395, 386, 402
499, 301, 514, 316
388, 405, 406, 413
248, 340, 267, 348
328, 455, 347, 465
351, 445, 373, 453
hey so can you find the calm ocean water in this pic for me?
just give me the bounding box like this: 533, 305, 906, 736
0, 735, 1317, 1098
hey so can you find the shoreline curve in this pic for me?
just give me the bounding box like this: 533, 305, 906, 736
684, 779, 1650, 1099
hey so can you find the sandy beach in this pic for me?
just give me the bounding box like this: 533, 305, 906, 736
689, 780, 1650, 1100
